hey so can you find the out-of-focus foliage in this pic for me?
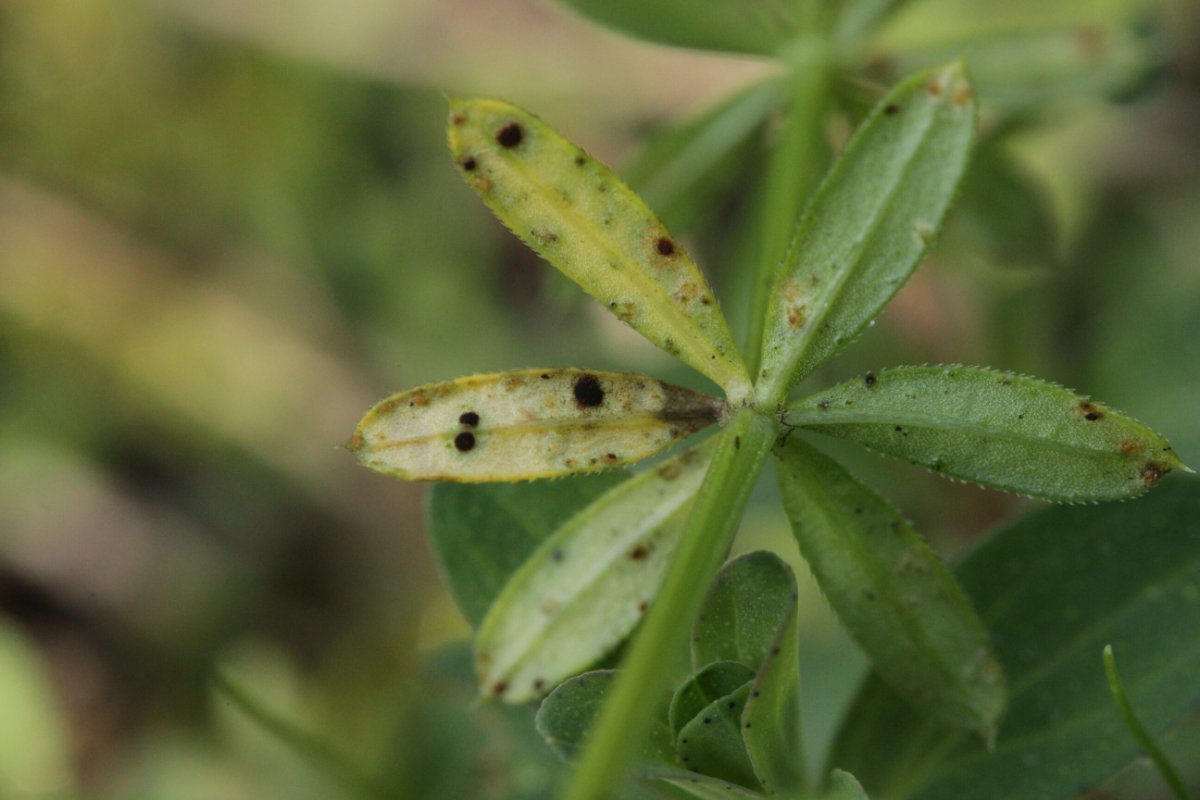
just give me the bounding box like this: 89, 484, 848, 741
1, 0, 1198, 797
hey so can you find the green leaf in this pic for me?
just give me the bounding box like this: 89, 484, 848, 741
536, 671, 677, 765
835, 0, 916, 41
625, 79, 783, 232
428, 472, 628, 626
351, 368, 723, 482
829, 476, 1200, 800
823, 770, 870, 800
447, 99, 751, 397
537, 672, 767, 799
698, 553, 806, 796
897, 24, 1161, 113
755, 63, 977, 405
475, 441, 715, 702
669, 662, 757, 737
675, 683, 760, 790
691, 551, 798, 670
785, 366, 1187, 502
548, 0, 800, 56
775, 437, 1005, 740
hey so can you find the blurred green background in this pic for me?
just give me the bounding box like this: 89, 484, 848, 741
1, 1, 1197, 798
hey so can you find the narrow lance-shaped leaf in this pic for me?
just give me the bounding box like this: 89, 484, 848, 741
775, 437, 1005, 741
475, 441, 714, 702
756, 62, 976, 406
350, 368, 723, 482
549, 0, 799, 56
427, 472, 628, 626
785, 366, 1186, 502
448, 99, 751, 397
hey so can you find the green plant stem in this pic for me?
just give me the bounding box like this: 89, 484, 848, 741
211, 670, 389, 800
743, 49, 832, 377
563, 408, 778, 800
1102, 645, 1193, 800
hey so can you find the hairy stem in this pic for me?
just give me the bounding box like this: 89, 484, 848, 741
562, 408, 777, 800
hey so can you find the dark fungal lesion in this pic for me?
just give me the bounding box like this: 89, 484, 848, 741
454, 432, 476, 452
459, 411, 480, 427
1078, 400, 1104, 421
655, 236, 676, 256
495, 121, 523, 148
573, 374, 605, 408
460, 156, 477, 171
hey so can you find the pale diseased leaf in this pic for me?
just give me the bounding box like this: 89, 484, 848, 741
476, 442, 714, 702
448, 99, 751, 396
549, 0, 799, 56
428, 473, 628, 626
785, 366, 1186, 502
829, 476, 1200, 800
775, 437, 1005, 740
756, 63, 976, 405
351, 368, 723, 482
896, 24, 1161, 113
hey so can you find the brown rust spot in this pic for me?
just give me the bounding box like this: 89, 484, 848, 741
408, 391, 430, 408
602, 452, 619, 465
656, 236, 676, 256
629, 544, 650, 561
532, 678, 546, 693
492, 681, 509, 697
451, 111, 466, 126
884, 103, 901, 116
952, 82, 972, 107
787, 305, 808, 328
673, 282, 700, 304
1120, 439, 1141, 456
346, 432, 364, 451
927, 78, 944, 97
1078, 401, 1104, 422
636, 600, 649, 613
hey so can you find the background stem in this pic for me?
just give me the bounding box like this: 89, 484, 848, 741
563, 408, 777, 800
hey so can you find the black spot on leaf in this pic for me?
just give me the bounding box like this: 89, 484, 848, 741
573, 374, 605, 407
461, 156, 477, 171
454, 432, 476, 452
656, 237, 675, 256
459, 411, 480, 427
496, 122, 523, 148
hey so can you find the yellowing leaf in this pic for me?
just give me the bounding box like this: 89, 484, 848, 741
447, 98, 751, 398
349, 369, 724, 482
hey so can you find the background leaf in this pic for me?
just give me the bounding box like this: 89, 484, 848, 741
549, 0, 801, 56
829, 475, 1200, 799
755, 62, 977, 404
893, 23, 1161, 114
428, 471, 628, 626
775, 438, 1004, 740
786, 366, 1186, 502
